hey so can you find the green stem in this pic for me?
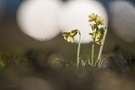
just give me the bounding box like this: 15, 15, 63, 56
91, 42, 94, 66
90, 26, 98, 66
77, 32, 81, 68
91, 26, 98, 66
97, 28, 108, 67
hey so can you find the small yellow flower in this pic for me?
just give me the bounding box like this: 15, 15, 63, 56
62, 29, 79, 43
70, 29, 78, 36
67, 36, 74, 43
89, 13, 97, 22
95, 31, 101, 44
90, 27, 104, 45
90, 24, 97, 30
96, 16, 104, 25
63, 32, 70, 39
63, 32, 74, 43
90, 31, 101, 45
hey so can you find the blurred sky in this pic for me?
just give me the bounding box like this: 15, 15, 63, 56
0, 0, 112, 19
1, 0, 135, 18
2, 0, 22, 19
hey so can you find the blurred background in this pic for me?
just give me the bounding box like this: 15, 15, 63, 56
0, 0, 135, 90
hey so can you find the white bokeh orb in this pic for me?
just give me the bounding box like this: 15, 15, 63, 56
109, 1, 135, 43
17, 0, 62, 41
58, 0, 108, 43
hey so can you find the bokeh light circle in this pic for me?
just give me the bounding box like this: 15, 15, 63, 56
17, 0, 62, 41
110, 1, 135, 43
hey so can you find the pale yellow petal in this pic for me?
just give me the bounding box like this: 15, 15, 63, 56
67, 36, 74, 43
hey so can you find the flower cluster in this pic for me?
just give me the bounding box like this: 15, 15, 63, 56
89, 13, 104, 25
62, 29, 79, 43
89, 13, 105, 45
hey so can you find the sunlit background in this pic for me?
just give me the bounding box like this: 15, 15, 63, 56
0, 0, 135, 90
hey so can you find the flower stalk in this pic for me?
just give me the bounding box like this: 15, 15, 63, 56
97, 27, 107, 68
91, 42, 94, 66
77, 32, 81, 68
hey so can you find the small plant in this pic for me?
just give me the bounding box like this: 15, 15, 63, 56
62, 13, 108, 69
63, 29, 81, 68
